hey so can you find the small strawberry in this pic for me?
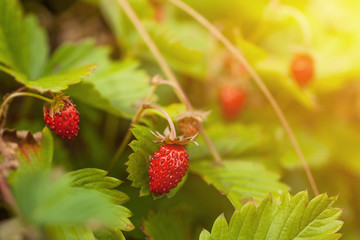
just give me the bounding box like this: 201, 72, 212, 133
290, 53, 314, 87
148, 144, 189, 195
177, 111, 209, 138
148, 126, 197, 195
219, 85, 246, 120
43, 94, 79, 140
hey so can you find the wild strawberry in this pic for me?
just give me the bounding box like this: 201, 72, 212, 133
290, 53, 314, 87
219, 85, 246, 120
43, 95, 79, 140
177, 111, 209, 138
148, 144, 189, 195
144, 103, 197, 195
178, 117, 200, 138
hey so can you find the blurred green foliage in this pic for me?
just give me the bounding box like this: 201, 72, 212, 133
1, 0, 360, 239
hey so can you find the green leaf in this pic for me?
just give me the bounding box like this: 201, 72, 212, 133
66, 168, 134, 231
11, 168, 119, 226
49, 41, 151, 118
94, 228, 126, 240
67, 168, 130, 206
199, 230, 211, 240
25, 64, 97, 93
47, 225, 95, 240
127, 124, 160, 197
145, 21, 206, 78
38, 127, 53, 168
43, 40, 108, 75
190, 160, 289, 209
142, 210, 190, 240
187, 123, 264, 160
200, 191, 343, 240
88, 60, 150, 118
66, 82, 120, 116
0, 0, 48, 80
46, 168, 133, 240
0, 58, 96, 93
0, 1, 95, 92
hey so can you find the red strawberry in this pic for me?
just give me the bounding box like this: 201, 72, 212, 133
148, 144, 189, 195
290, 53, 314, 87
219, 85, 246, 119
43, 98, 79, 140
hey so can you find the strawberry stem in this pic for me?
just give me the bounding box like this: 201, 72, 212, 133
0, 92, 53, 128
143, 104, 177, 140
2, 92, 53, 105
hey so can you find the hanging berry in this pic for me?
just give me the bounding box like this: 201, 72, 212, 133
290, 53, 314, 87
43, 93, 79, 140
219, 85, 246, 120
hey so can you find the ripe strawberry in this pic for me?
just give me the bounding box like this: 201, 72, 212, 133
219, 85, 246, 119
148, 144, 189, 195
290, 53, 314, 87
43, 97, 79, 140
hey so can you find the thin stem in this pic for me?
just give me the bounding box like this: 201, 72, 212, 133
199, 125, 222, 166
107, 83, 157, 171
117, 0, 181, 99
151, 77, 191, 111
0, 92, 53, 129
116, 0, 224, 166
143, 103, 176, 140
276, 5, 312, 48
1, 92, 52, 109
169, 0, 319, 196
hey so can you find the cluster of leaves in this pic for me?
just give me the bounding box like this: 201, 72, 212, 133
2, 0, 360, 239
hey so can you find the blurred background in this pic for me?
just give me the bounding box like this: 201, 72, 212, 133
1, 0, 360, 239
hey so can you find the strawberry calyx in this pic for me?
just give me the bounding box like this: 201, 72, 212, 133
43, 93, 73, 118
150, 127, 198, 146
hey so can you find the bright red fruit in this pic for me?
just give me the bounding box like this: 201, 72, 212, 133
44, 99, 80, 140
219, 85, 246, 119
290, 53, 314, 87
148, 144, 189, 195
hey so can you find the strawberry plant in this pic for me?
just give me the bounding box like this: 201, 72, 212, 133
2, 0, 360, 239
